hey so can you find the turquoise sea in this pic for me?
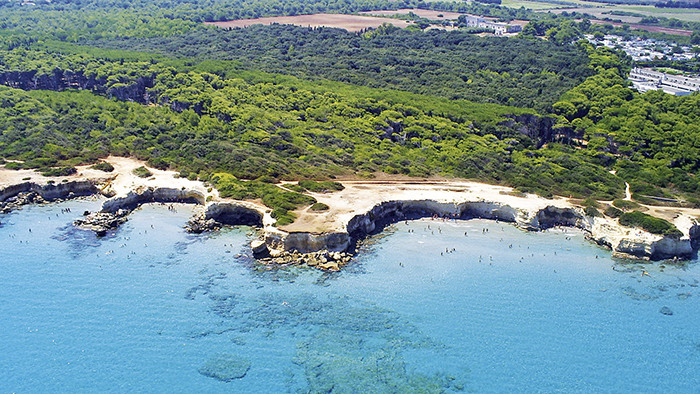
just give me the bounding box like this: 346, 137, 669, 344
1, 198, 699, 393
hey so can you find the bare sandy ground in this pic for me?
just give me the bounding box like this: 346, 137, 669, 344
0, 156, 217, 202
205, 13, 410, 32
359, 8, 466, 19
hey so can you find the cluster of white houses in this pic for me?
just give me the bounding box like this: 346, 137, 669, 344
629, 67, 700, 96
461, 15, 522, 35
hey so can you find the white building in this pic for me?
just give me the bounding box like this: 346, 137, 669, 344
629, 67, 700, 96
462, 15, 522, 35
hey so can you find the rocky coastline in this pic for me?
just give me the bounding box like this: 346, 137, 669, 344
2, 177, 698, 270
258, 200, 699, 264
0, 180, 100, 214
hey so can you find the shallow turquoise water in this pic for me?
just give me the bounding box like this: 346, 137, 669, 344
1, 199, 699, 392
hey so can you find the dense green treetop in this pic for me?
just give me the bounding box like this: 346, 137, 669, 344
82, 24, 592, 111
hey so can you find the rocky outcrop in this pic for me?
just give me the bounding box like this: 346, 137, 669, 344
74, 209, 130, 237
613, 233, 695, 260
530, 205, 585, 230
102, 187, 205, 213
74, 186, 207, 235
265, 228, 350, 254
186, 202, 263, 233
257, 249, 353, 272
0, 180, 99, 213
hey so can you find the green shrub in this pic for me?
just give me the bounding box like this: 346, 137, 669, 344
583, 197, 600, 208
41, 166, 77, 177
5, 162, 22, 170
132, 166, 153, 178
619, 211, 682, 237
297, 180, 344, 193
91, 162, 115, 172
613, 199, 641, 211
584, 206, 601, 217
255, 175, 279, 184
286, 184, 307, 193
604, 206, 622, 218
310, 202, 330, 211
271, 208, 296, 226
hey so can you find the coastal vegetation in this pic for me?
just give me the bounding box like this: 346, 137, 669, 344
212, 173, 316, 225
133, 166, 153, 178
619, 210, 682, 236
91, 162, 115, 172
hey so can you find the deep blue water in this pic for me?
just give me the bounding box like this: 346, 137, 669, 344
1, 198, 699, 393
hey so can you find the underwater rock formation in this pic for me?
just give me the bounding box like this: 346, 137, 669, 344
198, 353, 251, 382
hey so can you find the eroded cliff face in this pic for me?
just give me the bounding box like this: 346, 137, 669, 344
262, 200, 700, 262
265, 228, 350, 254
0, 180, 99, 212
6, 177, 693, 263
101, 187, 205, 212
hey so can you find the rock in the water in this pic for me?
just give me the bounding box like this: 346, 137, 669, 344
198, 353, 251, 382
251, 239, 268, 257
659, 306, 674, 316
74, 211, 129, 235
318, 261, 339, 271
185, 213, 220, 233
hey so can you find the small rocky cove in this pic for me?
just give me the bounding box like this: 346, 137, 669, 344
2, 181, 699, 269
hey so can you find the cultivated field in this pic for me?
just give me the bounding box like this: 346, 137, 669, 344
502, 0, 568, 10
205, 13, 410, 32
359, 8, 466, 19
589, 19, 694, 35
505, 0, 700, 23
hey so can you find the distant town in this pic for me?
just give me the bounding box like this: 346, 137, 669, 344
589, 34, 700, 95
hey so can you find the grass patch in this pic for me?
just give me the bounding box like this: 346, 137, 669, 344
619, 211, 682, 237
310, 202, 330, 211
41, 166, 77, 177
296, 180, 345, 193
5, 162, 22, 170
91, 162, 115, 172
613, 199, 642, 211
605, 205, 623, 218
132, 166, 153, 178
